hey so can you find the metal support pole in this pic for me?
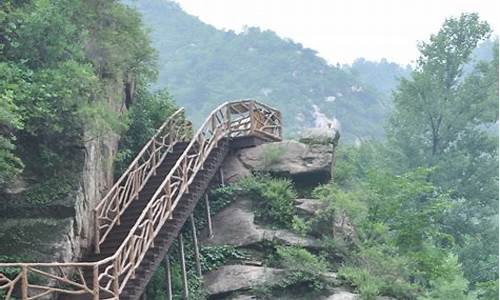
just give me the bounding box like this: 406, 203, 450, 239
190, 214, 202, 277
165, 255, 173, 300
219, 168, 225, 187
178, 235, 189, 299
205, 193, 214, 238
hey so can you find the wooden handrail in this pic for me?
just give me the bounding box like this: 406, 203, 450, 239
0, 100, 281, 299
94, 108, 192, 253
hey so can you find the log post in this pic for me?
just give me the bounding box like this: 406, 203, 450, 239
21, 265, 28, 300
205, 193, 214, 238
178, 235, 189, 299
190, 214, 202, 277
93, 264, 100, 300
165, 255, 173, 300
249, 101, 255, 134
112, 260, 120, 297
94, 210, 100, 254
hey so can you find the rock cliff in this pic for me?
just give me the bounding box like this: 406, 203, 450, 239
0, 80, 125, 264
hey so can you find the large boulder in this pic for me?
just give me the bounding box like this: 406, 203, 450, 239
238, 140, 333, 180
201, 197, 320, 249
204, 265, 285, 296
299, 127, 340, 146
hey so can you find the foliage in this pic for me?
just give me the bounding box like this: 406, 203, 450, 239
239, 175, 297, 227
338, 245, 420, 300
387, 13, 498, 288
275, 246, 328, 292
0, 0, 166, 205
200, 245, 246, 273
0, 84, 23, 186
115, 87, 177, 174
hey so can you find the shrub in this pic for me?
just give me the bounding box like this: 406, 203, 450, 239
338, 245, 420, 300
239, 175, 297, 227
200, 245, 245, 273
275, 246, 328, 292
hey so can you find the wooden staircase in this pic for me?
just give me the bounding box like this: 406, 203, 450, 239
87, 142, 189, 263
0, 100, 281, 300
121, 139, 229, 300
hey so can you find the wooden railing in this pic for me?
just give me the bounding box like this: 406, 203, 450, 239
94, 108, 192, 253
0, 100, 281, 300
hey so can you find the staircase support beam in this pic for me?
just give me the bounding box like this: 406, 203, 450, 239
165, 255, 173, 300
219, 168, 225, 187
205, 193, 214, 239
178, 235, 189, 299
190, 214, 202, 277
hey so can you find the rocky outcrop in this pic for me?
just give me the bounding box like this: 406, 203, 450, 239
222, 139, 336, 186
0, 80, 124, 264
201, 198, 320, 249
239, 141, 333, 178
204, 265, 285, 296
295, 198, 326, 217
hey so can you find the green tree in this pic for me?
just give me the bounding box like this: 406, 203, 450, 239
387, 13, 498, 288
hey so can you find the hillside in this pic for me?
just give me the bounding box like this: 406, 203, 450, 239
126, 0, 408, 141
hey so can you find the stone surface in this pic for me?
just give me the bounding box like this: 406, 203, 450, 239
0, 80, 124, 266
201, 198, 320, 249
237, 140, 333, 178
324, 288, 395, 300
299, 127, 340, 146
295, 198, 326, 216
204, 265, 285, 296
221, 153, 252, 184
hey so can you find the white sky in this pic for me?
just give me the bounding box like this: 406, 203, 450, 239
174, 0, 499, 65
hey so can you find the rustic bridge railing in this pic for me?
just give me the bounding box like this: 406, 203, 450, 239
94, 108, 192, 253
0, 100, 281, 300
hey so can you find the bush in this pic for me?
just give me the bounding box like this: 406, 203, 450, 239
338, 245, 420, 300
200, 245, 245, 272
239, 175, 297, 227
275, 246, 328, 292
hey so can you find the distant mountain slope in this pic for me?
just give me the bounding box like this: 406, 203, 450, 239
344, 58, 411, 97
127, 0, 404, 141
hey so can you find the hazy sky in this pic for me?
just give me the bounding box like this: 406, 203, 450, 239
174, 0, 499, 65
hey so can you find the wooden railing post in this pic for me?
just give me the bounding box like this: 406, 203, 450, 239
226, 105, 232, 133
112, 259, 120, 296
249, 101, 255, 133
93, 264, 100, 300
20, 265, 28, 300
94, 210, 101, 254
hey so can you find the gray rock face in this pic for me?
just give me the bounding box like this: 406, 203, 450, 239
324, 288, 396, 300
299, 127, 340, 146
221, 153, 252, 184
201, 197, 320, 249
204, 265, 285, 296
0, 81, 123, 266
295, 198, 326, 217
237, 141, 333, 179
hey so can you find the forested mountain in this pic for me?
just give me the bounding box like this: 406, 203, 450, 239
344, 58, 411, 97
126, 0, 405, 141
